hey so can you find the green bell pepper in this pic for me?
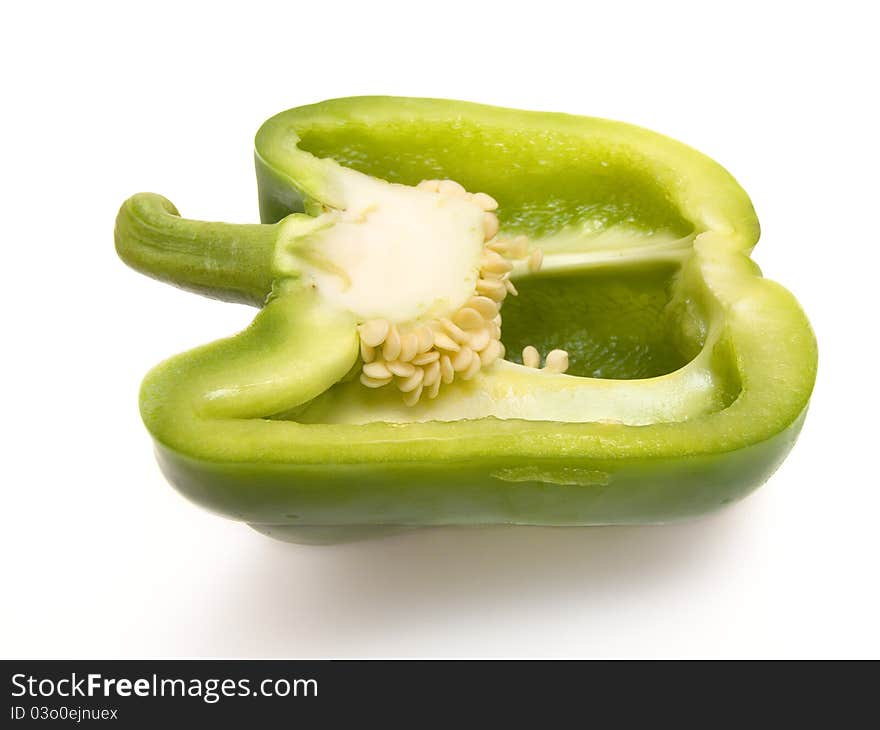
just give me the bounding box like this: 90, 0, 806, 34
115, 96, 817, 544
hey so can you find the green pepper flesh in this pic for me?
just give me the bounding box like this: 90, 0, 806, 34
115, 97, 817, 543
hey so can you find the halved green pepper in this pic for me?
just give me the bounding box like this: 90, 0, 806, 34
115, 96, 817, 544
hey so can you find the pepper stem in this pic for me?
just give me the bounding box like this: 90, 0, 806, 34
115, 193, 278, 306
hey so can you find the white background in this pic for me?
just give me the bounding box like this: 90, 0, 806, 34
2, 1, 877, 658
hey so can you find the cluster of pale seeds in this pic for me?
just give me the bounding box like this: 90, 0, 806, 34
357, 179, 546, 406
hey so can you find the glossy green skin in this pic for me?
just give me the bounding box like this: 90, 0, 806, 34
115, 97, 817, 544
